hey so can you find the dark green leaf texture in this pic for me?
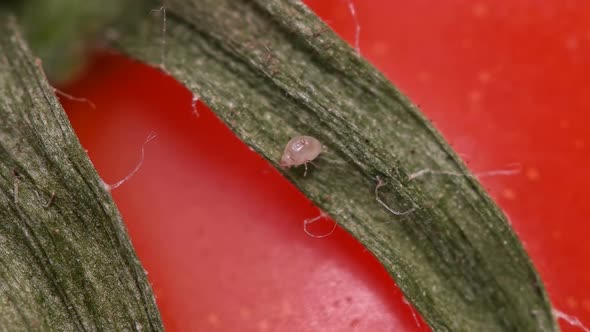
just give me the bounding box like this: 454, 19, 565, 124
0, 15, 162, 331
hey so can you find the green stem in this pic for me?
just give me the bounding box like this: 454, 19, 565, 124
113, 0, 558, 331
0, 14, 162, 331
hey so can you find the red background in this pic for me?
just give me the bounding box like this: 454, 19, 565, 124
61, 0, 590, 331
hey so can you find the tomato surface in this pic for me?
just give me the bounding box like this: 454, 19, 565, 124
61, 1, 590, 331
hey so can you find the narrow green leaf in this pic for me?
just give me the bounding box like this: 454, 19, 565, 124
114, 0, 558, 331
0, 15, 163, 331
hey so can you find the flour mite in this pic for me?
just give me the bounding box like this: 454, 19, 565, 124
280, 135, 323, 176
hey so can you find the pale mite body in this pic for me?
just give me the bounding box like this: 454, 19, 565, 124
280, 136, 323, 175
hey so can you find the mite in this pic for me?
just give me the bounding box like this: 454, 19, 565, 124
280, 136, 323, 175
